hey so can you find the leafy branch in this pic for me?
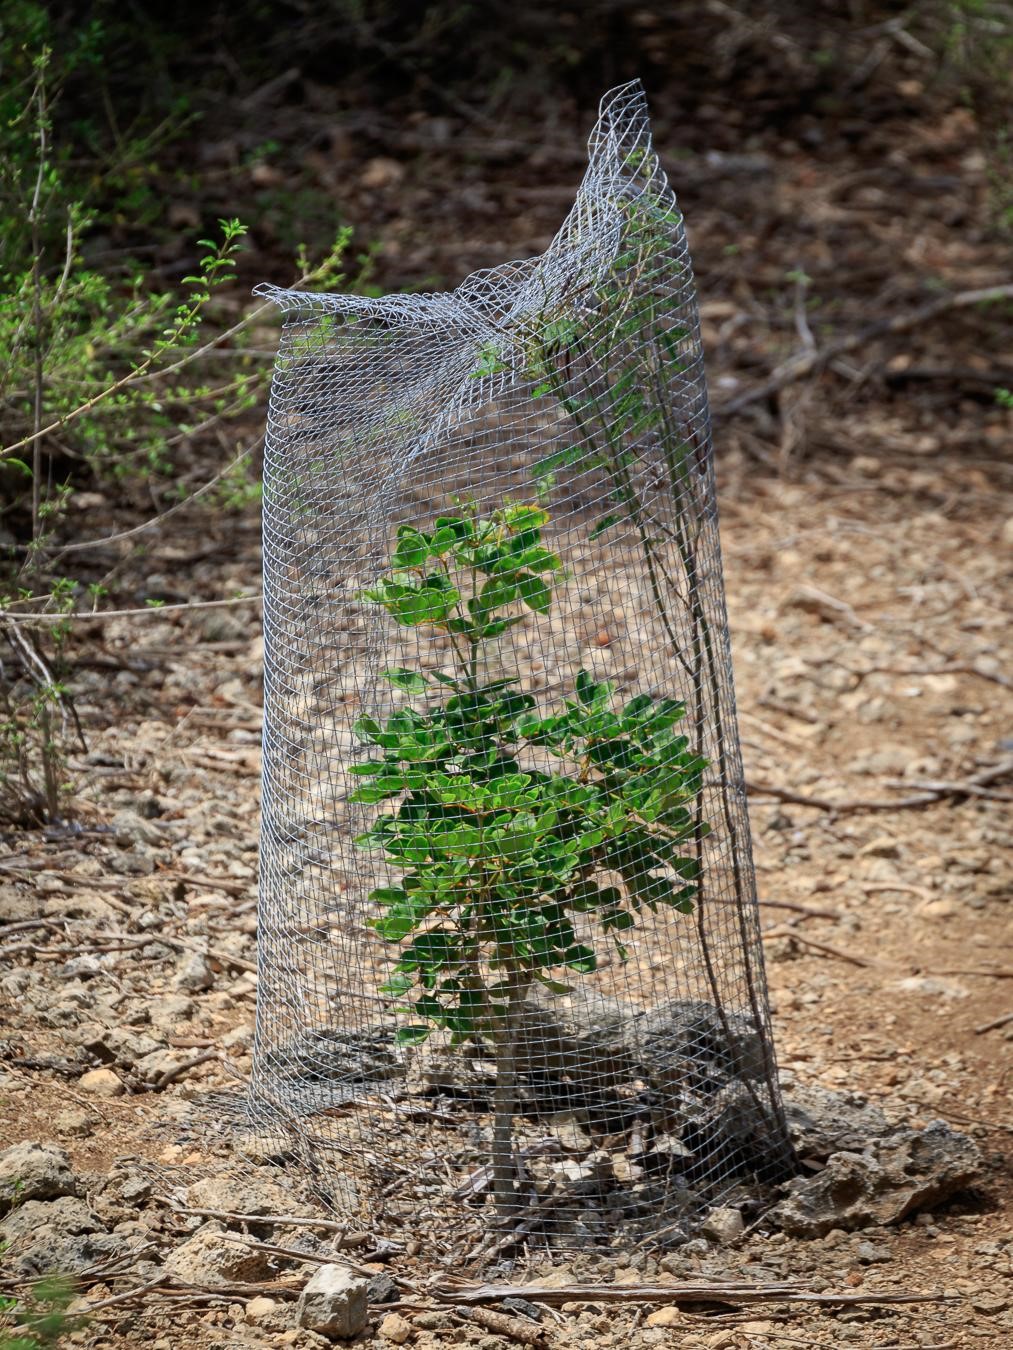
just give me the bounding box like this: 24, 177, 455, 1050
355, 502, 708, 1215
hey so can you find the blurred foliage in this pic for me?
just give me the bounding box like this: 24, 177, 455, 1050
0, 1275, 83, 1349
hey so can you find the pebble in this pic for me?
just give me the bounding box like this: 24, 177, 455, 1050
645, 1305, 680, 1327
175, 951, 215, 992
701, 1206, 744, 1244
378, 1312, 412, 1343
60, 955, 103, 981
368, 1272, 400, 1306
53, 1108, 97, 1137
245, 1296, 279, 1323
856, 1241, 892, 1264
78, 1067, 125, 1098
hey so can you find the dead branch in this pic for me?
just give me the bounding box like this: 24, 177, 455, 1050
761, 927, 878, 968
0, 594, 262, 627
435, 1279, 957, 1310
716, 282, 1013, 417
758, 898, 843, 920
748, 756, 1012, 815
160, 1201, 374, 1243
455, 1304, 545, 1344
974, 1010, 1013, 1034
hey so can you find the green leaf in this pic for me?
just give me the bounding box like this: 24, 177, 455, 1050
391, 528, 429, 568
516, 572, 551, 614
384, 668, 428, 694
373, 914, 416, 941
590, 512, 622, 539
380, 971, 413, 997
369, 887, 409, 906
395, 1025, 431, 1046
534, 975, 574, 995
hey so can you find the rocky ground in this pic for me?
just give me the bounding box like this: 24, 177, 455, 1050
2, 8, 1012, 1344
1, 440, 1010, 1347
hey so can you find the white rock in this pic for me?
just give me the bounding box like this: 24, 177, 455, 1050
296, 1264, 369, 1338
701, 1206, 744, 1244
78, 1068, 125, 1098
164, 1221, 271, 1285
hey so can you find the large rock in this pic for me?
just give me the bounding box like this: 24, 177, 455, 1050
772, 1120, 981, 1237
782, 1082, 894, 1161
185, 1174, 295, 1221
0, 1196, 104, 1245
0, 1142, 78, 1214
296, 1264, 369, 1338
0, 1194, 128, 1279
164, 1221, 274, 1285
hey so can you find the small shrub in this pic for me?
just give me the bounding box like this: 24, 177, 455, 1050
355, 501, 708, 1212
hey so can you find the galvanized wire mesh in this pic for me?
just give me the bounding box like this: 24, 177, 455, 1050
245, 80, 795, 1254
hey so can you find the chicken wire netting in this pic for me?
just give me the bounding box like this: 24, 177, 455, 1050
241, 80, 796, 1255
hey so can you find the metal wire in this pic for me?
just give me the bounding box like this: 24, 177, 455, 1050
244, 79, 795, 1254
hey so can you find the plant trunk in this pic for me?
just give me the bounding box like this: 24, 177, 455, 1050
491, 971, 529, 1218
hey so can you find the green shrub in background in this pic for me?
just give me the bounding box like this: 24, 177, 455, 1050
0, 13, 362, 825
0, 1276, 82, 1349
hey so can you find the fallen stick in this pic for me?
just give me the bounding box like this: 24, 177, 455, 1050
761, 927, 878, 968
758, 898, 843, 920
160, 1200, 374, 1242
436, 1280, 958, 1310
974, 1010, 1013, 1035
0, 594, 262, 626
748, 757, 1011, 815
455, 1304, 545, 1345
715, 281, 1013, 417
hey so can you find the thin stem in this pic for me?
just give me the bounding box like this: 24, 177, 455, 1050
491, 966, 529, 1218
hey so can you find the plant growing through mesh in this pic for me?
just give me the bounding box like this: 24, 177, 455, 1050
353, 501, 708, 1214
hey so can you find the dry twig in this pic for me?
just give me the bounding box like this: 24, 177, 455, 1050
716, 282, 1013, 417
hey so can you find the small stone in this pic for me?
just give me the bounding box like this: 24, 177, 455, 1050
245, 1296, 279, 1323
412, 1311, 452, 1331
296, 1264, 369, 1339
700, 1206, 744, 1244
60, 955, 103, 980
0, 1142, 78, 1213
53, 1109, 96, 1137
176, 952, 215, 992
238, 1129, 295, 1165
368, 1272, 400, 1305
859, 837, 900, 859
856, 1241, 892, 1264
379, 1312, 412, 1343
78, 1067, 125, 1098
646, 1306, 681, 1327
704, 1333, 738, 1350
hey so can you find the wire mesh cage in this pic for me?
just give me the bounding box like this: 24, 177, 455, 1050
245, 80, 795, 1255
